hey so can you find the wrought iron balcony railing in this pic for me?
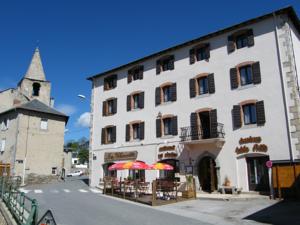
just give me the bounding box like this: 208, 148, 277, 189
180, 123, 225, 142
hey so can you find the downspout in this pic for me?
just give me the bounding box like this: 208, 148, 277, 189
12, 109, 20, 176
22, 111, 30, 186
273, 13, 294, 162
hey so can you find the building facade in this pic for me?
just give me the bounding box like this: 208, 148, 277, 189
0, 48, 68, 181
88, 7, 300, 193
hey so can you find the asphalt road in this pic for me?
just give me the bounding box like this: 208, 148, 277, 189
22, 177, 210, 225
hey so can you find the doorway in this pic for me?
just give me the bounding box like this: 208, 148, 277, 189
246, 156, 269, 191
199, 111, 210, 139
198, 156, 218, 192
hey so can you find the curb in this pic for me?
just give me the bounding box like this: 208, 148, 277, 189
0, 200, 17, 225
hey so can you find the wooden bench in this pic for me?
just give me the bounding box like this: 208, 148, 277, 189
219, 186, 242, 195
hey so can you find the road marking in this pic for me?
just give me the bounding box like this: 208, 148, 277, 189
19, 188, 31, 194
34, 189, 43, 194
78, 189, 88, 193
90, 188, 102, 193
63, 189, 70, 193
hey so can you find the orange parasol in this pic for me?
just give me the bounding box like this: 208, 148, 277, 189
149, 163, 174, 170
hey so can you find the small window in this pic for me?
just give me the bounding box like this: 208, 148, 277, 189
236, 33, 249, 49
132, 68, 140, 81
163, 118, 172, 136
0, 139, 6, 152
32, 83, 41, 96
104, 75, 117, 91
106, 127, 113, 143
40, 119, 48, 130
197, 77, 209, 95
196, 47, 208, 61
52, 167, 57, 175
243, 104, 257, 125
132, 124, 140, 140
239, 65, 253, 86
132, 94, 140, 109
107, 99, 114, 115
162, 86, 172, 102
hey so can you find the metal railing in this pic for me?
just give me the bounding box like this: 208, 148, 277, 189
180, 123, 225, 141
0, 176, 38, 225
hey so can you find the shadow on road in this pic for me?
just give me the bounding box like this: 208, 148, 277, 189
80, 177, 89, 186
244, 200, 300, 225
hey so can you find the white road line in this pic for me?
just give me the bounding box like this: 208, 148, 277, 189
34, 189, 43, 194
78, 189, 88, 193
19, 188, 31, 194
90, 188, 102, 193
63, 189, 70, 193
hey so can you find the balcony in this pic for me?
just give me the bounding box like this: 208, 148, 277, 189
180, 123, 225, 142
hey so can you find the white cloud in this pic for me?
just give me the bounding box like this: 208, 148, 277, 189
76, 112, 90, 128
56, 104, 77, 115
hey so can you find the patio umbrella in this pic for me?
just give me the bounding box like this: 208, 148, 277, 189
122, 161, 150, 170
150, 163, 174, 170
108, 162, 126, 171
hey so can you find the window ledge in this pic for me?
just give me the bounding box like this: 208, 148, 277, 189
160, 101, 173, 106
240, 124, 258, 130
160, 135, 175, 139
195, 93, 210, 99
129, 139, 141, 143
237, 84, 255, 91
131, 108, 142, 112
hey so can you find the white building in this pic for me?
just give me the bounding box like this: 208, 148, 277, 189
88, 7, 300, 193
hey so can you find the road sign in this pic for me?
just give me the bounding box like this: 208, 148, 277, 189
266, 160, 272, 168
38, 210, 57, 225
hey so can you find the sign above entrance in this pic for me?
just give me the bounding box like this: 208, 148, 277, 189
159, 145, 176, 152
239, 136, 262, 145
104, 151, 138, 162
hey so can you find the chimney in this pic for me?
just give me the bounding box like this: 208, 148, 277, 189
50, 97, 55, 107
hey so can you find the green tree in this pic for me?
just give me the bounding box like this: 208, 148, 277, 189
78, 149, 89, 164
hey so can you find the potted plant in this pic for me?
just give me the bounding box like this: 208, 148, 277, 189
224, 176, 231, 187
182, 175, 195, 198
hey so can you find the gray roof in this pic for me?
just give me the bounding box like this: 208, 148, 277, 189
0, 99, 68, 122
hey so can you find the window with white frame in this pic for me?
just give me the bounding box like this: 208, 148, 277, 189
40, 119, 48, 130
0, 139, 6, 152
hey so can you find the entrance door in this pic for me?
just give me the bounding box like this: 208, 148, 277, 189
246, 156, 269, 191
198, 156, 217, 192
199, 112, 210, 139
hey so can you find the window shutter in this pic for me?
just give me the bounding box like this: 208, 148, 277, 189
139, 66, 144, 79
112, 75, 117, 88
139, 92, 144, 109
205, 44, 210, 59
140, 122, 145, 140
230, 68, 238, 89
156, 60, 161, 75
125, 124, 130, 142
232, 105, 242, 129
171, 83, 177, 102
208, 73, 215, 94
102, 101, 107, 116
227, 35, 235, 53
127, 69, 132, 83
156, 119, 162, 137
104, 78, 108, 91
101, 128, 105, 144
113, 98, 117, 114
189, 49, 195, 64
190, 112, 199, 140
111, 126, 116, 143
127, 95, 131, 111
155, 87, 161, 106
171, 116, 178, 136
256, 101, 266, 126
252, 62, 261, 84
210, 109, 218, 138
189, 79, 196, 98
168, 55, 175, 70
247, 29, 254, 47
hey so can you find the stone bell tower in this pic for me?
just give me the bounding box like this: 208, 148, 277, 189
18, 48, 51, 106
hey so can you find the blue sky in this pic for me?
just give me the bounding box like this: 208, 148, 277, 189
0, 0, 299, 142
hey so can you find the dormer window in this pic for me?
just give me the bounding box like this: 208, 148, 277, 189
32, 83, 41, 96
227, 29, 254, 53
189, 43, 210, 64
156, 55, 175, 74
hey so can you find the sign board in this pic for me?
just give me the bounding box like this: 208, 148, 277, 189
266, 160, 273, 168
38, 210, 57, 225
104, 151, 137, 162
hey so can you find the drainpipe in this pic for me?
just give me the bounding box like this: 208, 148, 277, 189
22, 112, 30, 186
12, 109, 20, 176
273, 13, 294, 162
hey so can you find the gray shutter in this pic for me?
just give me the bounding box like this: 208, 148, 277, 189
189, 79, 196, 98
205, 44, 210, 59
139, 92, 144, 109
252, 62, 261, 84
139, 66, 144, 79
101, 128, 105, 144
112, 75, 117, 88
113, 98, 117, 114
189, 49, 195, 64
111, 126, 116, 143
155, 87, 161, 106
156, 119, 162, 137
125, 124, 130, 142
127, 95, 131, 111
140, 122, 145, 140
102, 101, 106, 116
156, 60, 161, 75
233, 105, 242, 129
127, 69, 132, 83
168, 55, 175, 70
208, 73, 215, 94
256, 101, 266, 126
171, 83, 177, 102
247, 29, 254, 47
227, 35, 235, 53
210, 109, 218, 138
171, 116, 178, 136
230, 68, 238, 89
190, 113, 198, 140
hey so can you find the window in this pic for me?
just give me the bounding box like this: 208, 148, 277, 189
189, 44, 210, 64
163, 118, 172, 136
107, 99, 114, 114
243, 104, 257, 125
126, 122, 144, 141
236, 33, 249, 49
32, 83, 41, 96
106, 127, 113, 143
228, 29, 254, 53
156, 55, 174, 74
52, 167, 57, 175
132, 68, 140, 81
156, 83, 176, 105
132, 124, 140, 140
127, 92, 144, 111
103, 98, 117, 116
0, 139, 5, 152
133, 94, 140, 109
163, 86, 171, 102
156, 116, 177, 137
101, 126, 116, 144
128, 66, 143, 83
196, 47, 208, 61
197, 77, 209, 95
40, 119, 48, 130
239, 65, 253, 86
104, 75, 117, 91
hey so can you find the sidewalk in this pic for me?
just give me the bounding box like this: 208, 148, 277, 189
196, 192, 270, 201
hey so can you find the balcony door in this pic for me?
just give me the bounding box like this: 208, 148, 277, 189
199, 111, 211, 139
